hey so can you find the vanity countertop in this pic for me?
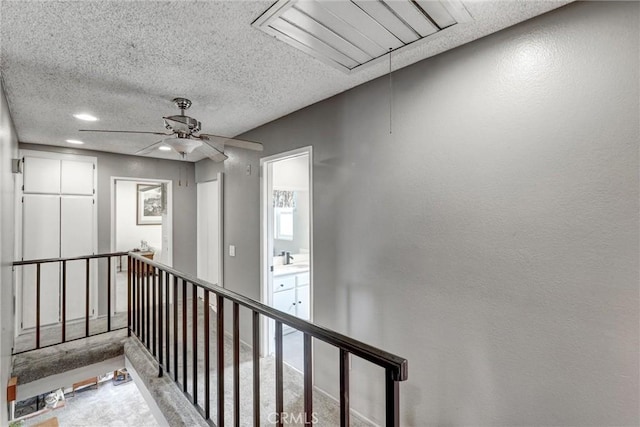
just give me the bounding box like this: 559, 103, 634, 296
273, 263, 309, 277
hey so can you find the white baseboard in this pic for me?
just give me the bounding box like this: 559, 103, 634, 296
313, 384, 381, 427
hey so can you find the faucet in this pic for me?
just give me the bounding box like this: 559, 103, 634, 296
280, 251, 294, 265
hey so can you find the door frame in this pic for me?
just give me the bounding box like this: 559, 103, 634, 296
14, 150, 98, 335
110, 176, 174, 315
260, 146, 313, 357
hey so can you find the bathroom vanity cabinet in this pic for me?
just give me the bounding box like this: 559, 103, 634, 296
273, 270, 310, 326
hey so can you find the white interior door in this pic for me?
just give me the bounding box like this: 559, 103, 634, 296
22, 195, 60, 328
61, 196, 95, 320
197, 176, 223, 293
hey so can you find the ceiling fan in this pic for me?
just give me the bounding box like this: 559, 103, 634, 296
79, 97, 263, 162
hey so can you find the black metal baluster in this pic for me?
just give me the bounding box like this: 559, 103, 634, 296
173, 275, 179, 382
137, 259, 142, 338
204, 290, 210, 420
165, 272, 170, 374
340, 349, 350, 427
385, 368, 399, 427
152, 267, 157, 357
127, 257, 131, 337
253, 311, 260, 427
140, 260, 145, 342
275, 321, 283, 427
158, 270, 164, 376
182, 279, 188, 392
217, 295, 225, 427
107, 257, 111, 332
61, 261, 67, 342
146, 264, 150, 349
192, 283, 198, 404
36, 263, 41, 349
85, 258, 90, 337
304, 333, 313, 425
233, 302, 240, 427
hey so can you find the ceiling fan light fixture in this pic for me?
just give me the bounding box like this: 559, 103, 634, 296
80, 98, 261, 162
73, 113, 98, 121
163, 136, 202, 155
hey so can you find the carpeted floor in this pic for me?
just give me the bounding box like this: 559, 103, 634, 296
21, 378, 157, 427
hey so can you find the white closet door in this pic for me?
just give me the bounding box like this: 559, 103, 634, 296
23, 157, 61, 194
22, 195, 60, 328
197, 179, 221, 283
61, 196, 95, 321
61, 160, 94, 195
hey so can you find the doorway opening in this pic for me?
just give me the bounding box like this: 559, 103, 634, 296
110, 177, 173, 315
261, 147, 313, 371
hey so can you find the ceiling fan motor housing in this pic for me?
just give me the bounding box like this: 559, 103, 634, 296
164, 115, 201, 134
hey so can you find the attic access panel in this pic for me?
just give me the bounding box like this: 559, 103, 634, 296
253, 0, 472, 73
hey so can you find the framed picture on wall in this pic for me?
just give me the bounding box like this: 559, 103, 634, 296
137, 184, 163, 225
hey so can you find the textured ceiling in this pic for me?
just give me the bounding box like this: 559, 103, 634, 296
0, 0, 572, 162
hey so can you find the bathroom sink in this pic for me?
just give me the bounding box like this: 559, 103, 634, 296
273, 263, 310, 276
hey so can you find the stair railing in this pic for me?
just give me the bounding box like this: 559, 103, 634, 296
128, 252, 408, 427
12, 252, 129, 353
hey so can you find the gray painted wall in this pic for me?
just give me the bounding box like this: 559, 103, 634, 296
196, 2, 639, 425
1, 78, 19, 425
19, 143, 197, 315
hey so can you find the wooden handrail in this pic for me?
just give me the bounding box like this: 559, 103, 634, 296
129, 252, 408, 381
13, 251, 129, 266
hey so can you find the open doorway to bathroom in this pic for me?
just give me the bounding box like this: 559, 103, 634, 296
261, 147, 312, 372
110, 177, 173, 315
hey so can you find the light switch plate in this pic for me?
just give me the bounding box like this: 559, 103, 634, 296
229, 245, 236, 257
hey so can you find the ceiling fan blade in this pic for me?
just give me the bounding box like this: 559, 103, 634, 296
79, 129, 171, 136
197, 135, 228, 162
199, 134, 263, 152
135, 140, 166, 155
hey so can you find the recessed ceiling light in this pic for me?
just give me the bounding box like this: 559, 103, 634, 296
66, 139, 84, 145
73, 113, 98, 121
158, 146, 172, 151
